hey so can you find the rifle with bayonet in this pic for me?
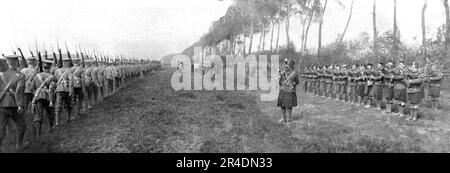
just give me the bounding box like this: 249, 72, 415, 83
35, 39, 43, 72
15, 43, 28, 69
64, 41, 73, 67
57, 40, 62, 68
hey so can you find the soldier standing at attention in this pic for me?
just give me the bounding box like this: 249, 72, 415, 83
71, 58, 85, 116
53, 55, 73, 126
370, 62, 384, 110
428, 63, 444, 110
405, 63, 423, 121
277, 60, 299, 123
20, 56, 37, 118
312, 66, 319, 96
319, 66, 326, 98
382, 61, 395, 113
95, 61, 105, 101
363, 63, 373, 108
347, 64, 356, 104
0, 55, 27, 152
332, 65, 341, 101
30, 60, 57, 139
393, 61, 407, 117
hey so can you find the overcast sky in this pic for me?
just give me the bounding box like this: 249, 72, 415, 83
0, 0, 447, 59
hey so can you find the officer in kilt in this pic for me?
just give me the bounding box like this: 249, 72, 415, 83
277, 60, 299, 123
406, 63, 423, 121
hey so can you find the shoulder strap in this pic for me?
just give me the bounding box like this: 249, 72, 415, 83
33, 74, 54, 102
57, 69, 69, 86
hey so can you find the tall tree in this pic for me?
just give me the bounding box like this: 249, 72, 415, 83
338, 0, 354, 44
393, 0, 399, 58
285, 0, 292, 46
421, 0, 427, 63
317, 0, 328, 59
444, 0, 450, 60
373, 0, 378, 57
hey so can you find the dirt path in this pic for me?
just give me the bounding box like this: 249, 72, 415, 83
17, 68, 450, 153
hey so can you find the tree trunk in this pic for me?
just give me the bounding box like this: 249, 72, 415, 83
422, 0, 427, 63
285, 0, 291, 46
243, 35, 247, 55
262, 26, 267, 51
393, 0, 398, 57
317, 0, 328, 59
276, 20, 281, 53
373, 0, 378, 57
270, 20, 275, 52
249, 18, 255, 54
258, 28, 264, 52
300, 16, 307, 55
444, 0, 450, 60
338, 0, 354, 44
303, 14, 313, 54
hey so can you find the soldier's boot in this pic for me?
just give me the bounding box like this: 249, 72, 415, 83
15, 130, 26, 151
397, 105, 405, 117
34, 122, 42, 141
55, 112, 61, 128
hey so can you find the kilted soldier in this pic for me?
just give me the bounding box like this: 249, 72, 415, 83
340, 65, 348, 102
319, 66, 326, 97
382, 61, 395, 113
393, 61, 407, 117
30, 60, 57, 139
301, 67, 308, 93
277, 60, 299, 123
370, 63, 383, 110
325, 65, 333, 99
20, 56, 37, 117
363, 63, 374, 108
105, 62, 114, 96
71, 58, 85, 116
405, 63, 423, 121
0, 55, 27, 152
332, 65, 341, 101
312, 66, 319, 96
355, 64, 365, 106
347, 64, 357, 104
53, 55, 73, 126
428, 63, 444, 110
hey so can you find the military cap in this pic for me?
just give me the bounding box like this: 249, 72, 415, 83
61, 54, 71, 61
26, 56, 37, 61
4, 55, 20, 60
42, 59, 54, 65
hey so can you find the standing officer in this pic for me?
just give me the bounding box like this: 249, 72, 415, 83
53, 55, 73, 126
382, 61, 395, 113
0, 55, 26, 152
84, 60, 96, 109
405, 63, 423, 121
30, 59, 56, 139
370, 63, 383, 110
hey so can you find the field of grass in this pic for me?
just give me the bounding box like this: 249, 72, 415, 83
1, 68, 449, 153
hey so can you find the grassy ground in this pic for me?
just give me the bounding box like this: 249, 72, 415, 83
2, 68, 449, 153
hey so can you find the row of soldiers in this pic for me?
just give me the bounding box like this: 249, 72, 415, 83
0, 54, 159, 152
300, 60, 446, 122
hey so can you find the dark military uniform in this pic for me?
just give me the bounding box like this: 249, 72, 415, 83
382, 65, 394, 113
370, 67, 383, 109
0, 55, 27, 151
71, 59, 85, 116
393, 65, 407, 116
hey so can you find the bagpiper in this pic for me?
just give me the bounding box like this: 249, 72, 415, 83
382, 60, 395, 113
393, 61, 407, 117
405, 62, 423, 121
428, 62, 444, 110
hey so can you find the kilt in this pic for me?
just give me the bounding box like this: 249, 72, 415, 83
429, 86, 440, 98
334, 83, 340, 94
347, 83, 355, 95
277, 91, 298, 108
364, 85, 373, 96
320, 81, 326, 92
408, 92, 422, 105
383, 86, 394, 100
370, 85, 383, 100
356, 84, 365, 97
340, 83, 347, 94
326, 82, 333, 92
394, 88, 406, 102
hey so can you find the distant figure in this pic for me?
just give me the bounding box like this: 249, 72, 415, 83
277, 60, 299, 123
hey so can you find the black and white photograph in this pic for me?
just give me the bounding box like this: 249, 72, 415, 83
1, 0, 450, 161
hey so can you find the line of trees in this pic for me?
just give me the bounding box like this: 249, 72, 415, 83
183, 0, 450, 68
